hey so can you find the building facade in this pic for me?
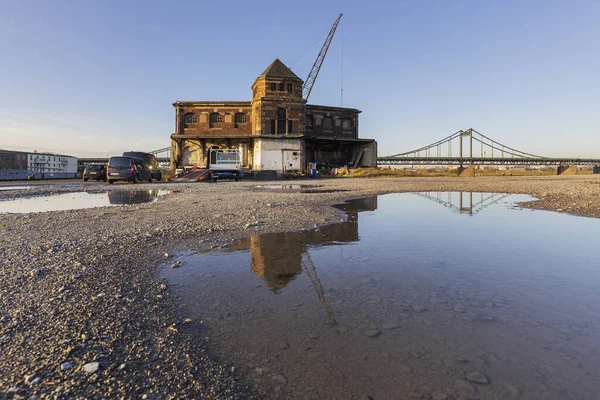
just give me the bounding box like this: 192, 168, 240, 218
170, 59, 377, 173
0, 150, 77, 180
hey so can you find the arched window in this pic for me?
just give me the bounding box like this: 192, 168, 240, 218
277, 108, 287, 134
234, 113, 247, 128
324, 117, 333, 130
184, 113, 197, 127
209, 113, 222, 128
342, 118, 352, 130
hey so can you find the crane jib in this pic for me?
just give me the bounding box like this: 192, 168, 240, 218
302, 13, 343, 101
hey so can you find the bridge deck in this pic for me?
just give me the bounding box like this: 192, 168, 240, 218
377, 157, 600, 166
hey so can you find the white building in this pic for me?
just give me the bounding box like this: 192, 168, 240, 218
27, 152, 78, 179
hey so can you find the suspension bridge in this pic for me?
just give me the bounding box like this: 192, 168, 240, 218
413, 191, 512, 215
377, 128, 600, 173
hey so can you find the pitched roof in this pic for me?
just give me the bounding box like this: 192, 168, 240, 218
258, 59, 301, 80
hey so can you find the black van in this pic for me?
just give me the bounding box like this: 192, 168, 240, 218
122, 152, 162, 180
107, 156, 153, 184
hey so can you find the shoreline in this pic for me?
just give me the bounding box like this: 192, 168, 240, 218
1, 175, 599, 398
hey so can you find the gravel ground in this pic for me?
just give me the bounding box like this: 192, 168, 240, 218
1, 175, 599, 398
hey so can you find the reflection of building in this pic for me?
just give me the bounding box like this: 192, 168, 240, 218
228, 196, 377, 292
170, 59, 377, 174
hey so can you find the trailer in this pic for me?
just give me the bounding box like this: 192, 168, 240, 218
209, 148, 243, 182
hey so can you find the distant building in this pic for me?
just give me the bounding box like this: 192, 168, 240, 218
170, 59, 377, 174
0, 150, 77, 180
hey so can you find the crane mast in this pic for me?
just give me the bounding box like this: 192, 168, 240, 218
302, 13, 343, 101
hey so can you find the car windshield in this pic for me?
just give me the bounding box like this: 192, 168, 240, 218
216, 152, 239, 163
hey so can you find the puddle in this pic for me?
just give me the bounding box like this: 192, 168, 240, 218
256, 184, 321, 190
0, 189, 171, 213
162, 192, 600, 399
0, 186, 33, 191
255, 184, 350, 194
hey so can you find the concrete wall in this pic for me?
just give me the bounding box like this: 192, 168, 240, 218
356, 141, 378, 167
253, 138, 303, 173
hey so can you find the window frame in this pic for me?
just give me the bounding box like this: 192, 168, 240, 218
234, 113, 247, 128
323, 117, 333, 131
184, 113, 197, 126
342, 118, 352, 130
306, 115, 314, 130
209, 113, 223, 128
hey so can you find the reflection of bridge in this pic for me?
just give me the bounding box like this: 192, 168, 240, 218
378, 128, 600, 172
77, 147, 171, 168
413, 191, 511, 215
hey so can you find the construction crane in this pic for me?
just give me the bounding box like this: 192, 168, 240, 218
302, 13, 343, 101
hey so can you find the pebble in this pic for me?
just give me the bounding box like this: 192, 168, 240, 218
279, 342, 289, 349
465, 371, 489, 384
366, 329, 381, 337
61, 362, 73, 371
171, 261, 183, 269
83, 362, 100, 374
308, 333, 319, 340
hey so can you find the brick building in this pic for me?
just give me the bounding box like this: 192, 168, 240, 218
170, 59, 377, 173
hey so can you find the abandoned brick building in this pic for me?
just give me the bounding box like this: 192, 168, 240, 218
170, 59, 377, 173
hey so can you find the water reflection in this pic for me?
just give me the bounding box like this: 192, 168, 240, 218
413, 191, 511, 215
223, 197, 376, 292
0, 189, 170, 213
163, 193, 600, 400
106, 189, 171, 205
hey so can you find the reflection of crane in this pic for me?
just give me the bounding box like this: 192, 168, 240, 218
302, 13, 343, 101
301, 252, 339, 331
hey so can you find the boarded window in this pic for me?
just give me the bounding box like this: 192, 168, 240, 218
234, 113, 247, 128
342, 118, 352, 129
324, 117, 333, 130
209, 113, 222, 128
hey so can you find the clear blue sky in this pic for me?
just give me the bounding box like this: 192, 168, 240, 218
1, 0, 598, 157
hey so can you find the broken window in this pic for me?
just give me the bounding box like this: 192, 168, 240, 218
306, 115, 313, 129
209, 113, 222, 128
342, 118, 352, 129
234, 113, 247, 128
